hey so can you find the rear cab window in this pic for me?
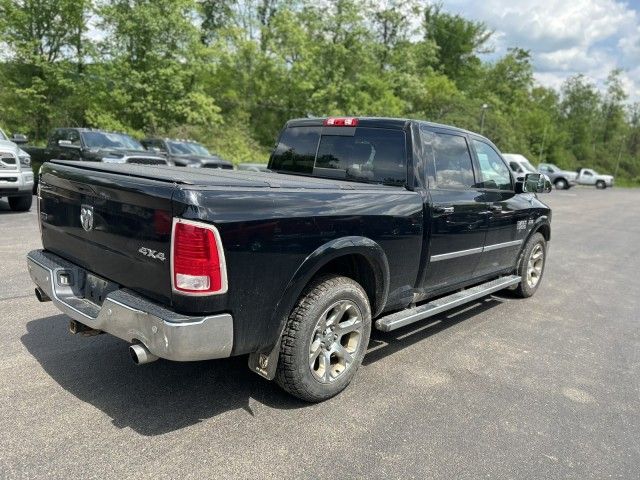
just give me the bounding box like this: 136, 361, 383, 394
269, 124, 406, 186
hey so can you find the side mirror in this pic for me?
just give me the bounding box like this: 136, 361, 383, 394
11, 133, 28, 144
520, 173, 552, 194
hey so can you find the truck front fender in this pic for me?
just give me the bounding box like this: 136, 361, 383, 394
248, 236, 390, 380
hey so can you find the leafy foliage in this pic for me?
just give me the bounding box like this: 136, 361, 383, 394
0, 0, 638, 181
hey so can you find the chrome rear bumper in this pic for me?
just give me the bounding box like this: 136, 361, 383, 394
27, 249, 233, 361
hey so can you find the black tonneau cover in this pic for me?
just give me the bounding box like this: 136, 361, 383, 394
49, 160, 395, 191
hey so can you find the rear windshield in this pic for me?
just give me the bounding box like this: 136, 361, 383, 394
269, 126, 406, 186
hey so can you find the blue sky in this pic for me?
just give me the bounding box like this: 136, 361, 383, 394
440, 0, 640, 101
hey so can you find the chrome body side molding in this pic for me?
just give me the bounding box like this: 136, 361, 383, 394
430, 240, 523, 262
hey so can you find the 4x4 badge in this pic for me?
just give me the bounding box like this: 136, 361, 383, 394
138, 247, 166, 262
80, 205, 94, 232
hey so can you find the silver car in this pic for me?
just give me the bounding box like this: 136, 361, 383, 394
537, 163, 578, 190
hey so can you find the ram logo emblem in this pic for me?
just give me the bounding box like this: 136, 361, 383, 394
80, 205, 94, 232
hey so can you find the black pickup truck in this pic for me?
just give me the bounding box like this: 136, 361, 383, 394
23, 128, 169, 191
27, 117, 552, 401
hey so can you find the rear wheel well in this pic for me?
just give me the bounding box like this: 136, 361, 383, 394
313, 254, 378, 314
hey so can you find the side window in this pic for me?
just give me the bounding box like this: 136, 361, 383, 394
150, 140, 166, 152
472, 139, 512, 191
68, 130, 81, 146
269, 126, 321, 174
422, 131, 475, 189
509, 161, 522, 173
49, 130, 63, 146
583, 170, 593, 176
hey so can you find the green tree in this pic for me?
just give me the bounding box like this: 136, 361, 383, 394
0, 0, 91, 140
560, 75, 601, 162
422, 3, 492, 88
91, 0, 220, 134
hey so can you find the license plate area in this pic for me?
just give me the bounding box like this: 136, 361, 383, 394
84, 272, 119, 306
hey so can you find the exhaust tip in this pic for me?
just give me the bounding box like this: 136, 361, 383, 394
69, 320, 78, 335
35, 287, 51, 302
129, 343, 159, 365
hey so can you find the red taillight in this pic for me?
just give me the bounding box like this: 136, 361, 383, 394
171, 219, 227, 295
323, 117, 359, 127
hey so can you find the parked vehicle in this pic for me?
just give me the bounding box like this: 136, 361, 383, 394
503, 153, 538, 178
27, 117, 552, 402
23, 128, 169, 191
0, 128, 33, 211
537, 162, 578, 190
237, 162, 269, 172
575, 168, 614, 189
141, 138, 233, 169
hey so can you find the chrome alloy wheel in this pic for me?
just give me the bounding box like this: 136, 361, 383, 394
309, 300, 364, 383
526, 243, 544, 288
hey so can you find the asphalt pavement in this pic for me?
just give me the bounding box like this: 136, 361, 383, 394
0, 187, 638, 479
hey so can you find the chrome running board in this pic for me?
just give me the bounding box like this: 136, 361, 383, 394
375, 275, 521, 332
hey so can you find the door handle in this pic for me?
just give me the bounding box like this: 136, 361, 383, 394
434, 206, 454, 215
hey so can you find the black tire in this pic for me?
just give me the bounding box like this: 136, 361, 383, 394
8, 195, 32, 212
554, 178, 568, 190
512, 232, 547, 298
596, 180, 606, 189
276, 275, 371, 402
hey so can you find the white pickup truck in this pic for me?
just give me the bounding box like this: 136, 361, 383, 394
0, 128, 33, 211
575, 168, 614, 189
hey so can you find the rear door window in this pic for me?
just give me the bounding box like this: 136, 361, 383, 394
421, 131, 476, 189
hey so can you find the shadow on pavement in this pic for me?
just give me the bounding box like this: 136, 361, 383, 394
22, 296, 509, 435
21, 313, 304, 436
0, 198, 30, 214
364, 296, 506, 365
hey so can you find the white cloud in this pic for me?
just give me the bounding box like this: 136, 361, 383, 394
618, 25, 640, 62
440, 0, 640, 101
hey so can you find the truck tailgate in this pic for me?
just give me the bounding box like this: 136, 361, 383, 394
38, 162, 177, 305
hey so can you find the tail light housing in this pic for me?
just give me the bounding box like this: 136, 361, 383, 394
171, 218, 228, 295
